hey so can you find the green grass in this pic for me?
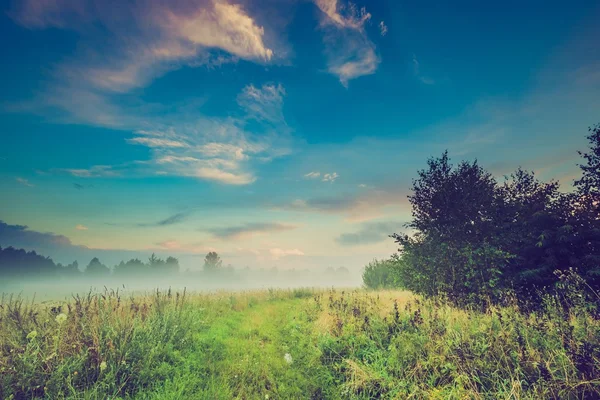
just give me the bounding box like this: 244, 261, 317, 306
1, 288, 599, 399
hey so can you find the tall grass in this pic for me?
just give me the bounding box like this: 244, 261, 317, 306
1, 285, 599, 399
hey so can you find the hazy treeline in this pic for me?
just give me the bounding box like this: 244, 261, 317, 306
365, 124, 600, 308
0, 248, 355, 292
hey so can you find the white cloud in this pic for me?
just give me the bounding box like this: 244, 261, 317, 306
195, 167, 255, 185
165, 2, 274, 62
121, 83, 291, 185
59, 165, 120, 178
412, 54, 435, 85
304, 171, 321, 179
379, 21, 388, 36
127, 137, 189, 148
153, 240, 214, 254
237, 83, 286, 124
322, 172, 339, 182
12, 0, 275, 94
269, 248, 305, 260
75, 224, 89, 231
16, 177, 34, 187
314, 0, 380, 85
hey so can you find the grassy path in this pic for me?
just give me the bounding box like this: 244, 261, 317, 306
137, 295, 326, 400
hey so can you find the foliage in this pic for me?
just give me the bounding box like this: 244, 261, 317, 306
203, 251, 223, 272
389, 125, 600, 307
0, 246, 59, 278
362, 258, 403, 290
84, 257, 110, 277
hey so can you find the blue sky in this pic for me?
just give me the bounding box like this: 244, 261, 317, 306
1, 0, 599, 272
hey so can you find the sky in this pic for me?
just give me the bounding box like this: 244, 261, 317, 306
0, 0, 599, 272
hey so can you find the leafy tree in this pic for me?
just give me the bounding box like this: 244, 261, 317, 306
203, 251, 222, 272
575, 123, 600, 202
392, 152, 510, 305
571, 123, 600, 285
59, 261, 80, 278
148, 253, 165, 270
362, 258, 402, 290
114, 258, 147, 276
388, 125, 600, 307
85, 257, 110, 277
165, 256, 180, 274
0, 246, 58, 279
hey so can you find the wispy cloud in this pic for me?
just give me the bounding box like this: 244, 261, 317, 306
75, 224, 89, 231
322, 172, 339, 182
153, 240, 213, 254
379, 21, 388, 36
412, 54, 435, 85
16, 177, 34, 187
304, 171, 338, 181
57, 165, 121, 178
208, 222, 296, 239
127, 137, 189, 148
269, 247, 304, 260
138, 212, 192, 227
280, 188, 411, 221
336, 220, 402, 246
314, 0, 380, 86
11, 0, 275, 94
121, 83, 292, 185
9, 2, 292, 186
73, 183, 94, 190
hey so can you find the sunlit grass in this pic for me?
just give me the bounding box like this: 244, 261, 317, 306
1, 287, 599, 399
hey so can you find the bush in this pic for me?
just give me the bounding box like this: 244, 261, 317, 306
362, 258, 403, 289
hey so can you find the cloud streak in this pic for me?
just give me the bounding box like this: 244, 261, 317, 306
280, 188, 411, 221
336, 221, 402, 246
16, 177, 34, 187
137, 212, 192, 227
11, 0, 275, 94
314, 0, 380, 85
208, 222, 296, 239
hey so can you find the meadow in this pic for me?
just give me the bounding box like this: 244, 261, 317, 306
1, 286, 599, 399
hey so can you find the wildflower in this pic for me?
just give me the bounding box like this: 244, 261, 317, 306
55, 313, 67, 324
27, 330, 38, 340
284, 353, 293, 365
265, 395, 269, 399
100, 361, 107, 372
74, 371, 78, 376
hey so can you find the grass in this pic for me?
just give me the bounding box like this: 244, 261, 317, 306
1, 287, 599, 399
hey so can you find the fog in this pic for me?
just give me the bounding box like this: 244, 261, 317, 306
0, 268, 363, 302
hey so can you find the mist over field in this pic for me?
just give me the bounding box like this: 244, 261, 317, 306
0, 250, 361, 301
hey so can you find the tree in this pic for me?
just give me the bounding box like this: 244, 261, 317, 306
575, 123, 600, 203
203, 252, 222, 272
59, 261, 80, 278
85, 257, 110, 277
392, 152, 510, 305
165, 256, 180, 274
0, 246, 58, 279
571, 123, 600, 286
362, 258, 402, 289
387, 126, 600, 307
114, 258, 147, 277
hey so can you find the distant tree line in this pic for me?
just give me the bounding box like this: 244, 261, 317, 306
0, 248, 181, 280
0, 247, 353, 286
365, 123, 600, 308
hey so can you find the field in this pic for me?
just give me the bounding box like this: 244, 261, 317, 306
1, 288, 599, 399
